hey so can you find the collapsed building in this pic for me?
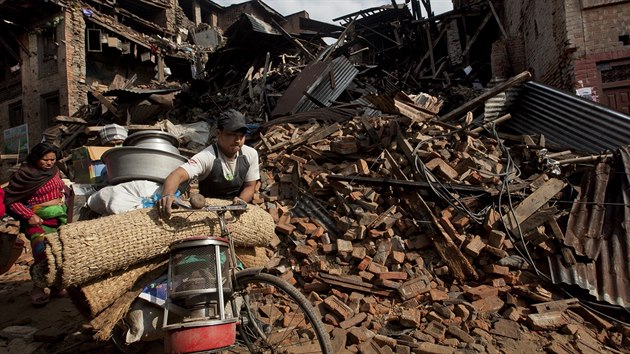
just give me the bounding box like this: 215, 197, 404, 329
0, 0, 630, 352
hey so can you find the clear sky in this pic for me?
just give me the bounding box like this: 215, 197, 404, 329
212, 0, 454, 24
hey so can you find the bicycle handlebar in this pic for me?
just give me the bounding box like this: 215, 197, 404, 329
172, 199, 248, 213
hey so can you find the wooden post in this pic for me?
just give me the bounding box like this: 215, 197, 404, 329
425, 23, 436, 77
157, 51, 165, 82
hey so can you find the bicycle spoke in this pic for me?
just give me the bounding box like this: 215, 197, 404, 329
231, 273, 333, 354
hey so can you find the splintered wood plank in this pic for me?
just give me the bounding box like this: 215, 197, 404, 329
502, 178, 566, 233
306, 122, 340, 145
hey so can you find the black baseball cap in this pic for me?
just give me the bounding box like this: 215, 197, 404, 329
218, 109, 248, 133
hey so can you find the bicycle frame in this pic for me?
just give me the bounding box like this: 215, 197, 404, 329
170, 201, 270, 344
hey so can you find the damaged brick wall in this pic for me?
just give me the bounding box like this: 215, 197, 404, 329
502, 0, 573, 91
503, 0, 630, 106
65, 7, 88, 117
20, 15, 71, 148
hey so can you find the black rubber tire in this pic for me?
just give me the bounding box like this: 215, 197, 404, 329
230, 272, 333, 354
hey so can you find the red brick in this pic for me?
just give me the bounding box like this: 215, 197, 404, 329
294, 244, 314, 258
415, 342, 455, 354
275, 223, 295, 235
424, 321, 447, 341
367, 262, 388, 274
464, 236, 485, 257
428, 289, 449, 302
391, 250, 406, 264
482, 264, 510, 275
339, 312, 368, 329
297, 221, 318, 235
398, 276, 432, 300
323, 295, 354, 321
357, 256, 373, 271
464, 285, 498, 301
378, 272, 408, 281
471, 296, 505, 314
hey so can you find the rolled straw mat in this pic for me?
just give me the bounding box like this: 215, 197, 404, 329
70, 258, 167, 318
75, 248, 266, 319
236, 247, 270, 269
89, 263, 167, 341
40, 198, 275, 288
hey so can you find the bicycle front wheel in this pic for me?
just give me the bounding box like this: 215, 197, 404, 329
230, 272, 333, 354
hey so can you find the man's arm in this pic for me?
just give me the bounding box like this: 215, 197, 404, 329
158, 167, 190, 218
237, 180, 257, 203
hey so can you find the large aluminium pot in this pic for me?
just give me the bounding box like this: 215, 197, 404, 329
123, 130, 180, 155
101, 147, 187, 185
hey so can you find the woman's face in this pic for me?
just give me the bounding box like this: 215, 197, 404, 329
36, 152, 57, 170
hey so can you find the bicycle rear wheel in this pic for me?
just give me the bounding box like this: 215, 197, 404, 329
228, 272, 333, 354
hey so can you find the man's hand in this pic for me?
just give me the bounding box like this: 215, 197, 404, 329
232, 196, 246, 205
158, 195, 176, 218
28, 215, 43, 226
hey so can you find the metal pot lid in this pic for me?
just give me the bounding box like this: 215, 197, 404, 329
123, 130, 180, 148
101, 146, 187, 161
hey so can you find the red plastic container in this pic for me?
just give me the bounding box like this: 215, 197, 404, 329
164, 321, 236, 353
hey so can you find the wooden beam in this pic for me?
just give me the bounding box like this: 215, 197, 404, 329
438, 71, 531, 122
487, 0, 508, 39
461, 11, 493, 58
469, 113, 512, 133
91, 91, 120, 117
414, 25, 447, 74
502, 178, 566, 234
271, 19, 315, 61
425, 23, 436, 76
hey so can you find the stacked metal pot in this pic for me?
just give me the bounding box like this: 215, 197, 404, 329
101, 131, 187, 185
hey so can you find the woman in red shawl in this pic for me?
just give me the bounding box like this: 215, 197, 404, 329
4, 142, 68, 306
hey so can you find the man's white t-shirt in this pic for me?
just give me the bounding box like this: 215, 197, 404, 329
180, 145, 260, 182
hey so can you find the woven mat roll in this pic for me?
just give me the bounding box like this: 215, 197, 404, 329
236, 247, 270, 269
70, 258, 167, 318
42, 199, 275, 288
89, 262, 167, 341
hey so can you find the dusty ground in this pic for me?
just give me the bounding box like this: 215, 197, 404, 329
0, 243, 118, 354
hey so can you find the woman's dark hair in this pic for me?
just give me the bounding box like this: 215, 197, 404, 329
26, 142, 61, 165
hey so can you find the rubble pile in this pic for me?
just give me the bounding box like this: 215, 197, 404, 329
246, 111, 630, 353
2, 1, 630, 353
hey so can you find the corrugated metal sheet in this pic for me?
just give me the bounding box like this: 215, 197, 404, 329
293, 56, 359, 114
243, 13, 279, 35
506, 81, 630, 153
271, 56, 359, 117
547, 146, 630, 308
291, 192, 338, 238
484, 78, 519, 121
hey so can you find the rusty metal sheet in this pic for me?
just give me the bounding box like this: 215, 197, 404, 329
506, 81, 630, 153
547, 145, 630, 308
271, 56, 358, 117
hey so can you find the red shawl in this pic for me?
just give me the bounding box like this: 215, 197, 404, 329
3, 164, 58, 206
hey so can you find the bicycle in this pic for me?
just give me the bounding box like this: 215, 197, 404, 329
112, 199, 333, 354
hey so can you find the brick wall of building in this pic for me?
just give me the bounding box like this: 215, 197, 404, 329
579, 2, 630, 55
0, 9, 89, 150
502, 0, 573, 90
65, 7, 88, 117
17, 13, 69, 146
565, 0, 630, 102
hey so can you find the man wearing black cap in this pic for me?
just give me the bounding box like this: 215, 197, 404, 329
158, 109, 259, 217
